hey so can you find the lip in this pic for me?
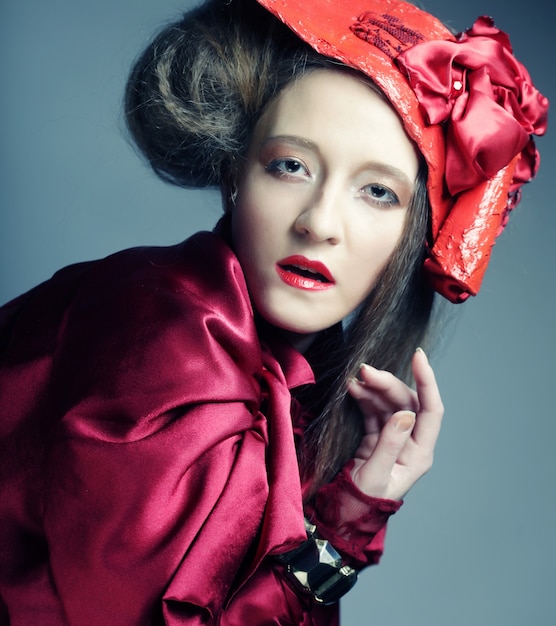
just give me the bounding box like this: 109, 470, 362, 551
275, 255, 335, 291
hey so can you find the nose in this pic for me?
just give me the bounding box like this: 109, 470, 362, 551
293, 184, 343, 244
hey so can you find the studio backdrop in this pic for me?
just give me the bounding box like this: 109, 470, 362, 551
1, 1, 554, 624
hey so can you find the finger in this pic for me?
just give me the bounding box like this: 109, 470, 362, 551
347, 377, 403, 436
411, 348, 444, 449
347, 377, 392, 420
354, 364, 419, 412
352, 410, 415, 497
347, 380, 385, 440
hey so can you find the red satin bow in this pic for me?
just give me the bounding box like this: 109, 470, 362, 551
398, 16, 548, 196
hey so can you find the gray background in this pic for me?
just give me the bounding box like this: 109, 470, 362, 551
1, 1, 554, 624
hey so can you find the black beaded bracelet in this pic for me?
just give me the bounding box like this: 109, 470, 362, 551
276, 518, 358, 605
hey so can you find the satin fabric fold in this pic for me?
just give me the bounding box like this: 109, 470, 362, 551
397, 16, 548, 196
0, 231, 398, 624
0, 232, 324, 625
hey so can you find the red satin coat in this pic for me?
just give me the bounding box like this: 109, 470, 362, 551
0, 232, 400, 625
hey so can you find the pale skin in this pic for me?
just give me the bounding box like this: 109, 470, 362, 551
232, 69, 444, 503
347, 348, 444, 501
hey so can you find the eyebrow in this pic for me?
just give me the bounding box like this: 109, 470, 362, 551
261, 135, 317, 152
261, 134, 416, 188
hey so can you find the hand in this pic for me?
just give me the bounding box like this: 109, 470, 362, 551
346, 348, 443, 501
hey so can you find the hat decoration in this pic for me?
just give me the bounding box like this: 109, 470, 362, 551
255, 0, 549, 302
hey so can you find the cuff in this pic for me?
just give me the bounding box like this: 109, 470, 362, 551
305, 461, 402, 569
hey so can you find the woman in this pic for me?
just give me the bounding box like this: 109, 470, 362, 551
0, 0, 547, 624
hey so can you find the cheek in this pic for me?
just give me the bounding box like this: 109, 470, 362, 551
231, 191, 272, 272
232, 178, 288, 256
356, 215, 406, 259
349, 219, 406, 292
231, 186, 256, 247
232, 179, 263, 235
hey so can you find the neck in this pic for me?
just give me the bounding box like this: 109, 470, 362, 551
282, 331, 317, 354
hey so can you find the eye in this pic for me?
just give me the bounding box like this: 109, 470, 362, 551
360, 183, 400, 208
265, 158, 310, 179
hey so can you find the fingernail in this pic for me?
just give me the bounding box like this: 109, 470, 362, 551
394, 411, 415, 432
359, 362, 377, 374
415, 346, 428, 362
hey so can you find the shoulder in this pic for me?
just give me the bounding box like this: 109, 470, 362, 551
60, 231, 261, 398
3, 231, 255, 353
71, 231, 254, 337
1, 232, 263, 434
68, 230, 250, 319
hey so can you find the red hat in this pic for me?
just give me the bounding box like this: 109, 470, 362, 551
255, 0, 548, 302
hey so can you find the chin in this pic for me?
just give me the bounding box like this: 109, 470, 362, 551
265, 311, 329, 335
266, 311, 340, 344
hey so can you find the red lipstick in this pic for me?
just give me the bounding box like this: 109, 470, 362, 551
276, 255, 335, 291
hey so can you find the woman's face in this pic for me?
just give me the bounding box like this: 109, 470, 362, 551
232, 69, 419, 341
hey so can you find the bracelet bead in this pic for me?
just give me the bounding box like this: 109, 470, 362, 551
276, 518, 358, 605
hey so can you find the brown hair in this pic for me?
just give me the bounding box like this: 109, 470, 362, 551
125, 0, 340, 187
125, 0, 437, 495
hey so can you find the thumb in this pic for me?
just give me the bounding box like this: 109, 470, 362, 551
375, 409, 415, 465
352, 410, 415, 497
392, 410, 416, 435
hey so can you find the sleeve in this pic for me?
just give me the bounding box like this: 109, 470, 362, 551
305, 461, 402, 570
38, 245, 277, 625
221, 559, 339, 626
2, 236, 319, 625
